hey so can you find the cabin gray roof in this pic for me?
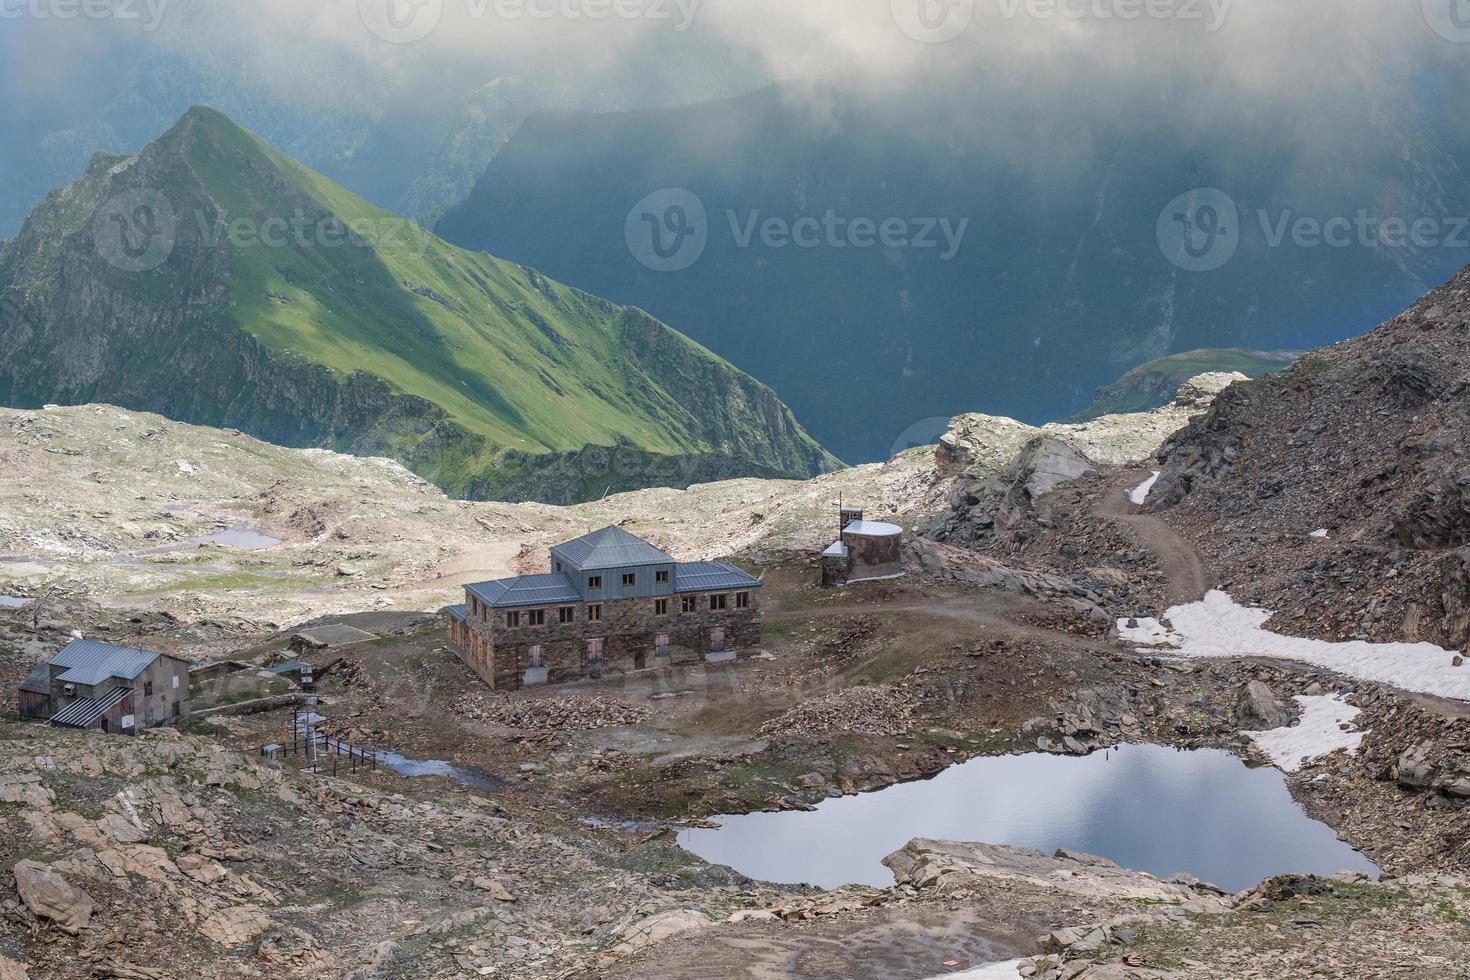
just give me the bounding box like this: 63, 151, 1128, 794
467, 573, 583, 609
19, 664, 51, 695
551, 526, 673, 569
48, 639, 170, 686
51, 686, 130, 728
673, 562, 761, 593
445, 604, 467, 622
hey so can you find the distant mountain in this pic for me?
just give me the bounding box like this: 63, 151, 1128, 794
1069, 349, 1301, 422
0, 108, 835, 503
436, 66, 1470, 464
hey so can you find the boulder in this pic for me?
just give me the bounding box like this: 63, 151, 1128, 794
1235, 681, 1295, 731
0, 954, 29, 980
199, 904, 271, 946
12, 860, 93, 934
1395, 741, 1438, 790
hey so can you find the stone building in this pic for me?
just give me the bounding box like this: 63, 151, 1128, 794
449, 526, 761, 689
820, 506, 905, 587
18, 639, 191, 734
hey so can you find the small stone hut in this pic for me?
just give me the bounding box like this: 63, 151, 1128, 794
820, 506, 905, 587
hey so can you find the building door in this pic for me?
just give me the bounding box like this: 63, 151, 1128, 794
634, 649, 648, 670
100, 718, 109, 734
710, 629, 726, 653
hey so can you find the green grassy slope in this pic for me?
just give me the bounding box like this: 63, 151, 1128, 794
1071, 348, 1302, 421
0, 107, 836, 502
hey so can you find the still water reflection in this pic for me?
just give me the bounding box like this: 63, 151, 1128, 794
677, 744, 1377, 891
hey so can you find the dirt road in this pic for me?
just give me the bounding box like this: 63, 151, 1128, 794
1097, 475, 1209, 606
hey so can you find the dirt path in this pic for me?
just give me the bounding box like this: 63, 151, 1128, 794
1097, 475, 1209, 606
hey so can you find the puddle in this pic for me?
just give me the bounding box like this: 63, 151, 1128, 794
371, 749, 504, 792
677, 743, 1378, 891
0, 595, 30, 609
141, 524, 282, 554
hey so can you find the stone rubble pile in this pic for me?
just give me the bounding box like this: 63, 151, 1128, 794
757, 685, 916, 737
452, 691, 651, 731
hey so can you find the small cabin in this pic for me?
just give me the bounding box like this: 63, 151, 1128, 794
18, 639, 191, 735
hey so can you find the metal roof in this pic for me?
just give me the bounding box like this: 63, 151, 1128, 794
444, 604, 467, 622
551, 526, 673, 569
51, 687, 130, 728
822, 540, 849, 558
674, 561, 761, 593
844, 520, 903, 537
19, 664, 51, 695
264, 662, 311, 676
467, 573, 583, 609
49, 639, 168, 686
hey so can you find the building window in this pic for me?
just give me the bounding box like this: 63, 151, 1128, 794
710, 594, 728, 611
172, 700, 180, 718
656, 569, 670, 584
681, 595, 698, 613
588, 604, 602, 622
588, 575, 602, 590
736, 591, 750, 609
554, 561, 562, 572
144, 680, 154, 697
559, 606, 575, 624
623, 573, 636, 587
527, 609, 546, 627
506, 611, 521, 628
655, 599, 669, 615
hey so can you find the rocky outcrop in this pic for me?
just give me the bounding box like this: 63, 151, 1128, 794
931, 375, 1241, 545
883, 839, 1221, 904
1235, 681, 1296, 731
12, 861, 93, 934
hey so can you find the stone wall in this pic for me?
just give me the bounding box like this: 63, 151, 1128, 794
844, 530, 903, 582
455, 591, 760, 689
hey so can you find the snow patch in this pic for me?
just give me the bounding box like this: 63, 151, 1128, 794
1116, 616, 1180, 647
934, 959, 1024, 980
1139, 591, 1470, 701
1247, 695, 1366, 772
1128, 470, 1161, 505
1310, 528, 1330, 539
174, 460, 197, 475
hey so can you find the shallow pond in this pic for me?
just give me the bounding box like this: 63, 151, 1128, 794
372, 749, 504, 791
0, 595, 30, 609
142, 524, 282, 554
677, 743, 1377, 891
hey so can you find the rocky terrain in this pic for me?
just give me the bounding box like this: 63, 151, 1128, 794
1145, 263, 1470, 651
3, 347, 1470, 977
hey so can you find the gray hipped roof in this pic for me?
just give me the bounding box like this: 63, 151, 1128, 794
48, 639, 169, 686
19, 664, 51, 695
551, 526, 673, 569
673, 562, 762, 593
467, 573, 583, 610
